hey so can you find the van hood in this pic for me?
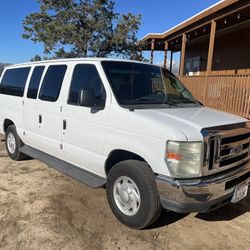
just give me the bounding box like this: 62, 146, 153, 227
135, 107, 247, 141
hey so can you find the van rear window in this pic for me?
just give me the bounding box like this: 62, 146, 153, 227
27, 66, 45, 99
0, 67, 31, 97
39, 65, 67, 102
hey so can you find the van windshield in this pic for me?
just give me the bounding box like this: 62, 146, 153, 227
102, 61, 201, 108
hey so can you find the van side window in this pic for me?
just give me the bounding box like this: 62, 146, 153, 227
68, 64, 106, 106
0, 67, 30, 97
39, 65, 67, 102
27, 66, 45, 99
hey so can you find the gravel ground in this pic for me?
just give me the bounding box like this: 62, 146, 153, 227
0, 134, 249, 250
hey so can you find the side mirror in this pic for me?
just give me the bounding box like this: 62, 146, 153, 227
79, 89, 95, 107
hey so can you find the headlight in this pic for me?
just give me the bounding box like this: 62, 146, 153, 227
166, 141, 203, 178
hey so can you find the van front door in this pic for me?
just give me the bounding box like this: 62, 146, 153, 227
62, 63, 109, 177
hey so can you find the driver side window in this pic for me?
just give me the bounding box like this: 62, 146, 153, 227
68, 64, 106, 106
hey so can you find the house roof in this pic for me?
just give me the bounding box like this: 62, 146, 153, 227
140, 0, 247, 43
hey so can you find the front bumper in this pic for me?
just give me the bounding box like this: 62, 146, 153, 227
156, 163, 250, 213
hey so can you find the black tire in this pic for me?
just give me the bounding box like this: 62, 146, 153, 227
5, 125, 27, 161
106, 160, 162, 229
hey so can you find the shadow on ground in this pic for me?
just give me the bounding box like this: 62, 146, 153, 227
147, 210, 189, 229
148, 190, 250, 229
196, 192, 250, 221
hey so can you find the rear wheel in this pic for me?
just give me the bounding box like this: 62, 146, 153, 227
106, 160, 162, 229
5, 125, 27, 161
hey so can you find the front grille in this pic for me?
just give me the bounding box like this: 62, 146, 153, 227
220, 152, 248, 167
202, 123, 250, 175
221, 133, 250, 145
220, 142, 249, 156
208, 139, 215, 170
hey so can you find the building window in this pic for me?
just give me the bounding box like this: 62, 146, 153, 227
185, 56, 201, 75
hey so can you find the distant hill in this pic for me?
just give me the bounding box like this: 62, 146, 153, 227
0, 64, 4, 76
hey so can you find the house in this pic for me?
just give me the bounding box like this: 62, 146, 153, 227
140, 0, 250, 118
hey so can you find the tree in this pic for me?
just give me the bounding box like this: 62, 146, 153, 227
31, 55, 42, 61
22, 0, 142, 60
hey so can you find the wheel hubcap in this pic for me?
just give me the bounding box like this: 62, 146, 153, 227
113, 176, 141, 216
7, 132, 16, 154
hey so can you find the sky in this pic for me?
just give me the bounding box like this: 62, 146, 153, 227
0, 0, 220, 64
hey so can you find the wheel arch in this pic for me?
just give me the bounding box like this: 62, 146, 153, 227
104, 149, 152, 176
3, 119, 15, 133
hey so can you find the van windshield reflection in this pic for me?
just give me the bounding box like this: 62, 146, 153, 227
101, 61, 201, 108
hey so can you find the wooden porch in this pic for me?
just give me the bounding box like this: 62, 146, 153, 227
140, 0, 250, 118
180, 70, 250, 119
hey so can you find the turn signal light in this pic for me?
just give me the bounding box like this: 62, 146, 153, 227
167, 152, 182, 161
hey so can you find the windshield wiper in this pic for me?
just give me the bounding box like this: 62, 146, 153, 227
168, 97, 201, 105
136, 97, 178, 106
163, 100, 178, 106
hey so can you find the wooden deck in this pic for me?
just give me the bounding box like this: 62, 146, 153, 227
180, 71, 250, 119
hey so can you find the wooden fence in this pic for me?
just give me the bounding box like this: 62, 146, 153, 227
179, 72, 250, 119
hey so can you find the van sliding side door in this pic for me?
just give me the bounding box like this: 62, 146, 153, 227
35, 64, 67, 158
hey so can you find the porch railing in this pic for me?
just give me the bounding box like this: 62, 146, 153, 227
179, 72, 250, 119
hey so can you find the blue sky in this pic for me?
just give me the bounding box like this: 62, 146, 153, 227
0, 0, 219, 64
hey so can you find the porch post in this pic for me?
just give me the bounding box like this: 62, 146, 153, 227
170, 51, 173, 72
150, 39, 155, 64
179, 33, 187, 77
207, 20, 217, 73
163, 41, 168, 68
203, 20, 217, 103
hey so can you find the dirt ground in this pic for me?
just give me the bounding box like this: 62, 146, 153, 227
0, 134, 249, 250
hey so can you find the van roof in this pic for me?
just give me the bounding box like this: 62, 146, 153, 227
6, 57, 153, 68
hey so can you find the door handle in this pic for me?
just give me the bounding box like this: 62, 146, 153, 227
39, 115, 42, 124
63, 120, 67, 130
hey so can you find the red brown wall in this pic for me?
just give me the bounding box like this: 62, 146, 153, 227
213, 24, 250, 71
185, 23, 250, 72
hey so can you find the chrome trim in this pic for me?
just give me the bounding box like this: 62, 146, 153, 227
220, 148, 249, 160
218, 127, 250, 138
156, 163, 250, 205
220, 158, 249, 169
201, 122, 250, 176
221, 138, 249, 150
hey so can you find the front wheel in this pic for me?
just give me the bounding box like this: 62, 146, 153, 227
106, 160, 162, 229
5, 125, 27, 161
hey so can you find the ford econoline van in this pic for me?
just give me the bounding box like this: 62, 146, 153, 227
0, 58, 249, 229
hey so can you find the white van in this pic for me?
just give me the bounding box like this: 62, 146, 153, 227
0, 58, 249, 229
